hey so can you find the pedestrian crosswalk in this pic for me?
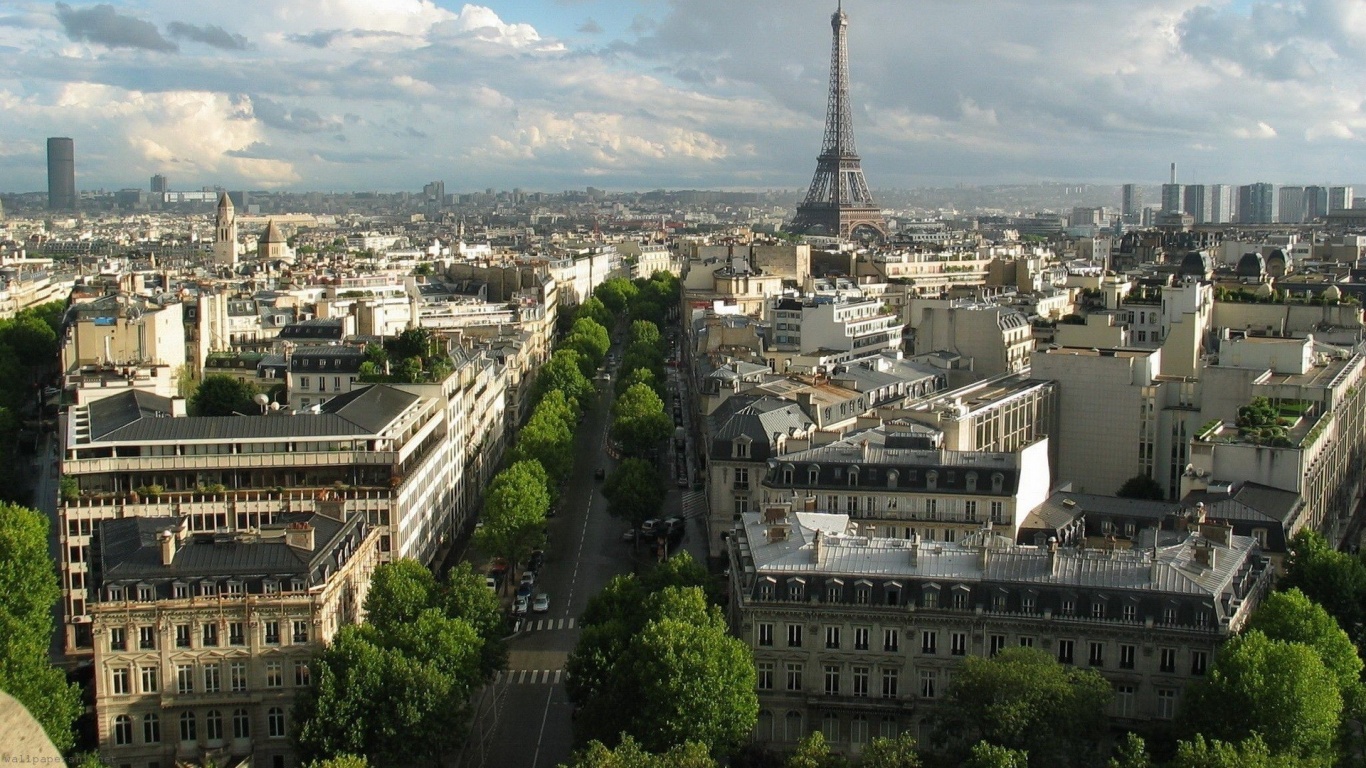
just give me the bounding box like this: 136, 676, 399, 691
518, 617, 575, 632
682, 490, 707, 520
495, 669, 564, 685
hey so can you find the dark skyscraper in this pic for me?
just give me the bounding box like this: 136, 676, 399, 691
150, 174, 168, 195
47, 137, 75, 211
789, 3, 885, 240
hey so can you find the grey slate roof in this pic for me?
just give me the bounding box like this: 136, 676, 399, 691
86, 390, 176, 440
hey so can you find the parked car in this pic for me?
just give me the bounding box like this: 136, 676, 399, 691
520, 571, 537, 588
488, 558, 509, 577
513, 595, 529, 615
532, 593, 550, 613
527, 550, 544, 572
621, 529, 637, 543
595, 467, 606, 481
484, 575, 498, 590
641, 519, 660, 536
517, 583, 533, 600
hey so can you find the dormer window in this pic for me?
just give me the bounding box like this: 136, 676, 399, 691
733, 439, 750, 459
848, 467, 859, 486
782, 465, 794, 485
808, 465, 820, 484
886, 470, 899, 488
992, 473, 1005, 492
926, 471, 938, 491
319, 359, 327, 369
965, 472, 977, 492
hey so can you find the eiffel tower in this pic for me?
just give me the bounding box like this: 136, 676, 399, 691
789, 2, 887, 240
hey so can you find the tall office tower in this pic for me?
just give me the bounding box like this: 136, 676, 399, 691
1329, 186, 1353, 212
1183, 185, 1210, 223
149, 174, 167, 195
1238, 183, 1277, 224
1209, 184, 1233, 223
1121, 184, 1142, 224
212, 192, 238, 268
1161, 184, 1183, 213
46, 137, 76, 211
789, 4, 886, 239
1305, 186, 1329, 221
422, 181, 445, 204
1278, 186, 1307, 223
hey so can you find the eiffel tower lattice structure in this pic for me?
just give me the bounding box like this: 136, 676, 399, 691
789, 2, 887, 241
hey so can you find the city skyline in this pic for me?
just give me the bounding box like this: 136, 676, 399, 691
1, 0, 1366, 193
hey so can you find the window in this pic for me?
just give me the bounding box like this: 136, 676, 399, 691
952, 590, 969, 610
825, 626, 841, 649
856, 586, 870, 605
1088, 642, 1105, 667
205, 711, 223, 742
990, 634, 1007, 657
990, 501, 1004, 523
1163, 606, 1178, 624
177, 664, 194, 694
826, 583, 843, 602
951, 632, 967, 656
1191, 651, 1208, 676
851, 715, 869, 748
1018, 636, 1035, 648
268, 707, 286, 738
109, 627, 126, 652
919, 670, 937, 699
1115, 685, 1135, 718
1060, 599, 1075, 616
824, 665, 841, 696
143, 713, 160, 744
1123, 603, 1137, 622
140, 666, 159, 694
992, 592, 1007, 611
202, 623, 219, 647
758, 581, 774, 601
229, 622, 245, 646
852, 667, 869, 697
785, 712, 804, 743
922, 589, 938, 609
266, 660, 283, 688
1091, 601, 1106, 619
204, 664, 221, 693
1156, 688, 1177, 719
757, 662, 773, 690
139, 626, 156, 650
111, 668, 130, 695
787, 579, 804, 601
1160, 648, 1177, 673
787, 624, 803, 648
1021, 595, 1036, 613
757, 623, 773, 647
179, 712, 196, 743
854, 627, 870, 651
300, 376, 310, 390
881, 668, 899, 698
230, 661, 247, 692
732, 440, 749, 459
964, 500, 977, 521
232, 709, 251, 739
174, 583, 190, 599
114, 715, 133, 746
786, 663, 803, 692
919, 630, 934, 654
880, 628, 899, 652
264, 621, 280, 645
734, 467, 749, 488
821, 713, 839, 742
1119, 644, 1136, 670
1057, 640, 1075, 665
175, 624, 191, 648
294, 660, 311, 687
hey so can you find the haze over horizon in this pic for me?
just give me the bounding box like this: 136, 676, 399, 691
2, 0, 1365, 194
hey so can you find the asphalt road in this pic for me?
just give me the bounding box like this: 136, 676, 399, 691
457, 345, 708, 768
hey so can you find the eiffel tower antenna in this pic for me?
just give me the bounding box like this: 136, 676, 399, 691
789, 2, 886, 241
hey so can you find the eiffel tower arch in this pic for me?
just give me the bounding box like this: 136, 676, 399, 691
789, 3, 887, 241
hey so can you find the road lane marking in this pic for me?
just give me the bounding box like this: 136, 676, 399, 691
518, 669, 528, 684
553, 670, 562, 685
529, 684, 555, 768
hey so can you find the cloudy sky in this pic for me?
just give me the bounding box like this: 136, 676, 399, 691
1, 0, 1365, 193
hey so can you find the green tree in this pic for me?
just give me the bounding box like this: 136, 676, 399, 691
1181, 630, 1341, 765
595, 278, 638, 317
0, 502, 81, 752
363, 559, 438, 634
931, 647, 1111, 766
962, 742, 1028, 768
857, 733, 921, 768
1170, 735, 1284, 768
474, 461, 550, 586
1107, 733, 1150, 768
785, 732, 847, 768
630, 320, 663, 350
441, 562, 508, 677
512, 403, 575, 487
189, 374, 261, 416
603, 459, 666, 533
563, 735, 718, 768
567, 316, 612, 374
386, 327, 436, 362
1244, 588, 1365, 716
1279, 530, 1366, 646
575, 296, 617, 330
304, 755, 371, 768
1115, 473, 1164, 500
534, 349, 595, 407
611, 383, 672, 456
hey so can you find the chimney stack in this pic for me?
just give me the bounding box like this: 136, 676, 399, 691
860, 439, 870, 462
908, 532, 920, 567
159, 529, 176, 566
1170, 162, 1177, 185
812, 530, 823, 564
1047, 536, 1059, 577
285, 522, 315, 551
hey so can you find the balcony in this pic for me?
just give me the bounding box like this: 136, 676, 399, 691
64, 450, 395, 475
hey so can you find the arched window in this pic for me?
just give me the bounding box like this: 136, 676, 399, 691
886, 470, 898, 488
926, 470, 938, 491
808, 465, 820, 485
848, 466, 859, 486
143, 713, 160, 744
179, 711, 197, 743
268, 707, 286, 738
785, 711, 804, 742
965, 472, 978, 492
757, 710, 774, 742
113, 715, 133, 746
992, 473, 1005, 492
232, 709, 250, 739
205, 710, 223, 742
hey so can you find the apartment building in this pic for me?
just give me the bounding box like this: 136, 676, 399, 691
58, 383, 458, 654
766, 296, 904, 367
753, 425, 1052, 545
89, 503, 380, 768
911, 303, 1034, 378
62, 294, 186, 373
727, 505, 1272, 752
